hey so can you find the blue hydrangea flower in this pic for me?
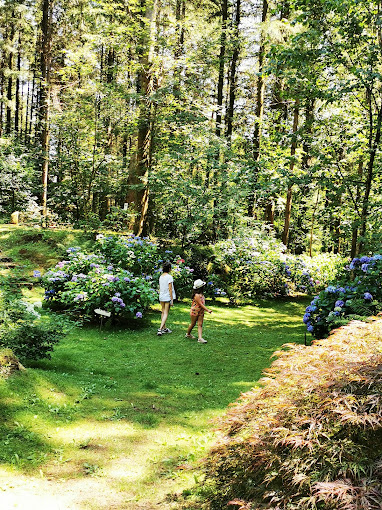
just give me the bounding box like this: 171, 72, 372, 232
360, 256, 370, 264
325, 286, 337, 293
303, 313, 311, 324
307, 325, 314, 333
33, 270, 41, 278
136, 312, 143, 318
364, 292, 373, 301
335, 300, 344, 308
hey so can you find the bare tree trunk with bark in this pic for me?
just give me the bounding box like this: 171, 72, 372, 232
247, 0, 268, 217
38, 0, 53, 221
282, 100, 299, 246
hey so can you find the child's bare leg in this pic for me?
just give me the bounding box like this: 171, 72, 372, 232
187, 315, 198, 335
160, 302, 170, 330
197, 315, 204, 339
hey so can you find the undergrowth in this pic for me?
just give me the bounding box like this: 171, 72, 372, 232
202, 318, 382, 510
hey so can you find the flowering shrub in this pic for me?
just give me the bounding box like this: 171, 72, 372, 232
38, 245, 157, 322
213, 237, 290, 299
285, 253, 343, 295
97, 234, 159, 275
213, 232, 344, 300
304, 254, 382, 338
37, 235, 226, 322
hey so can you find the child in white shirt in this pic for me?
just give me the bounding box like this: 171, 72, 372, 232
158, 261, 176, 336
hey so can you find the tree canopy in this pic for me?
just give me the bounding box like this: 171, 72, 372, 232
0, 0, 381, 255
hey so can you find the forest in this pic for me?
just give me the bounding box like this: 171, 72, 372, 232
2, 2, 382, 507
1, 0, 381, 256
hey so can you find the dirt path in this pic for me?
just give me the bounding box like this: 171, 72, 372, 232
0, 469, 181, 509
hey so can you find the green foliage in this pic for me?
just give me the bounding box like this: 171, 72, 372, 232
304, 255, 382, 338
0, 292, 71, 362
203, 319, 382, 509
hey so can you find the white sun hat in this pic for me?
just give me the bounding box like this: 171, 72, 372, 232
193, 279, 206, 289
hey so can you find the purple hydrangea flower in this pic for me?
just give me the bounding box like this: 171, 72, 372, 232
364, 292, 373, 301
303, 313, 311, 324
136, 312, 143, 318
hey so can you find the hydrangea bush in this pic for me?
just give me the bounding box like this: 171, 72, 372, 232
37, 242, 158, 322
36, 235, 227, 323
285, 253, 343, 295
213, 235, 343, 300
213, 237, 290, 299
304, 254, 382, 338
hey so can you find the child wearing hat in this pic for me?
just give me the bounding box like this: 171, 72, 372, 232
185, 279, 212, 343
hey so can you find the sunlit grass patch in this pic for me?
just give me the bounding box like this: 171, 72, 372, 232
0, 297, 308, 505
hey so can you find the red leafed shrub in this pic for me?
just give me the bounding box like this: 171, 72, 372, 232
203, 319, 382, 509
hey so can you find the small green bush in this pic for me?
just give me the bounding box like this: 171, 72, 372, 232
203, 319, 382, 509
0, 294, 71, 361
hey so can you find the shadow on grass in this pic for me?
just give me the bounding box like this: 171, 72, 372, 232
0, 298, 309, 471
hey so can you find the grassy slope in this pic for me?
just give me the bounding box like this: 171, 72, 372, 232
0, 225, 309, 508
0, 225, 94, 279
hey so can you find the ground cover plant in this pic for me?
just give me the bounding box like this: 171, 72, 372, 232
202, 317, 382, 510
304, 254, 382, 338
0, 297, 308, 508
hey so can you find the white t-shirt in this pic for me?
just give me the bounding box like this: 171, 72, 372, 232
159, 273, 176, 302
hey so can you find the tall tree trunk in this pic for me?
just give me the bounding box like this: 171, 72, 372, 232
175, 0, 185, 59
350, 158, 363, 258
281, 100, 299, 246
27, 70, 36, 141
309, 190, 319, 257
15, 34, 21, 136
6, 15, 15, 135
225, 0, 241, 141
39, 0, 53, 220
358, 100, 382, 253
247, 0, 268, 217
127, 0, 158, 235
215, 0, 228, 136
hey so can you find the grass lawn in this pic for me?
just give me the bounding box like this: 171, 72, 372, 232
0, 296, 309, 509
